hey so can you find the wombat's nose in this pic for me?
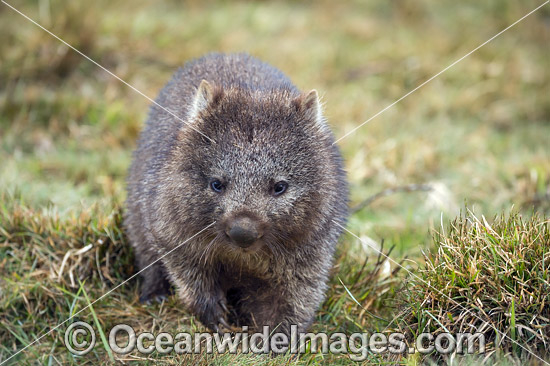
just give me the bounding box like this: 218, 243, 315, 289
225, 217, 262, 248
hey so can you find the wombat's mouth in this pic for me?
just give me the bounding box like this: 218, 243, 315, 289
238, 239, 264, 253
224, 234, 265, 253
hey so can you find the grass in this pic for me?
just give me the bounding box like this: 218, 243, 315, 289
0, 195, 402, 364
0, 0, 549, 364
397, 211, 550, 364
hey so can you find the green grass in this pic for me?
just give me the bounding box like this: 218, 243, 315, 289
397, 211, 550, 364
0, 0, 549, 364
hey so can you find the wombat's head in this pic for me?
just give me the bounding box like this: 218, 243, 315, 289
157, 80, 346, 258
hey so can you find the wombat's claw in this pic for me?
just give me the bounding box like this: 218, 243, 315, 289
218, 317, 231, 330
219, 300, 229, 314
218, 317, 242, 333
140, 293, 168, 305
139, 294, 152, 305
154, 294, 168, 302
211, 323, 221, 334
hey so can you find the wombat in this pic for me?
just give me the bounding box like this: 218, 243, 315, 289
125, 53, 348, 337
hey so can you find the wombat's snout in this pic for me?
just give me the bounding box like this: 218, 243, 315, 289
225, 216, 263, 248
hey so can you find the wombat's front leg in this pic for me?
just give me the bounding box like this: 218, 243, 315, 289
190, 287, 232, 333
166, 263, 230, 333
241, 292, 313, 354
245, 275, 326, 342
134, 244, 172, 304
247, 288, 313, 334
138, 263, 172, 303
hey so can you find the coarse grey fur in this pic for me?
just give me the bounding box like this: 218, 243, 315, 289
125, 53, 348, 337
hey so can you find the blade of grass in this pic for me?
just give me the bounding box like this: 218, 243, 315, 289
78, 279, 114, 362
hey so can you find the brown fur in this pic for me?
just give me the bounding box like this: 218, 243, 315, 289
125, 53, 348, 337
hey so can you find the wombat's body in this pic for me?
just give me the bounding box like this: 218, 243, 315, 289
125, 53, 348, 336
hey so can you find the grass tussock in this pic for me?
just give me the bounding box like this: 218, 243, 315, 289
399, 211, 550, 364
0, 195, 133, 364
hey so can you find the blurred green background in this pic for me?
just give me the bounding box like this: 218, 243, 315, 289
0, 0, 549, 363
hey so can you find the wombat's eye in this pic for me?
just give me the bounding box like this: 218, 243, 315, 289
272, 181, 288, 196
210, 179, 224, 193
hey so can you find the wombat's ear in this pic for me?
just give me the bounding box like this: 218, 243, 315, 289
187, 80, 222, 122
296, 90, 329, 133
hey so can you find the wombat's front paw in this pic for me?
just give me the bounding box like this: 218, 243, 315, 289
196, 296, 235, 333
139, 280, 173, 305
140, 292, 169, 305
